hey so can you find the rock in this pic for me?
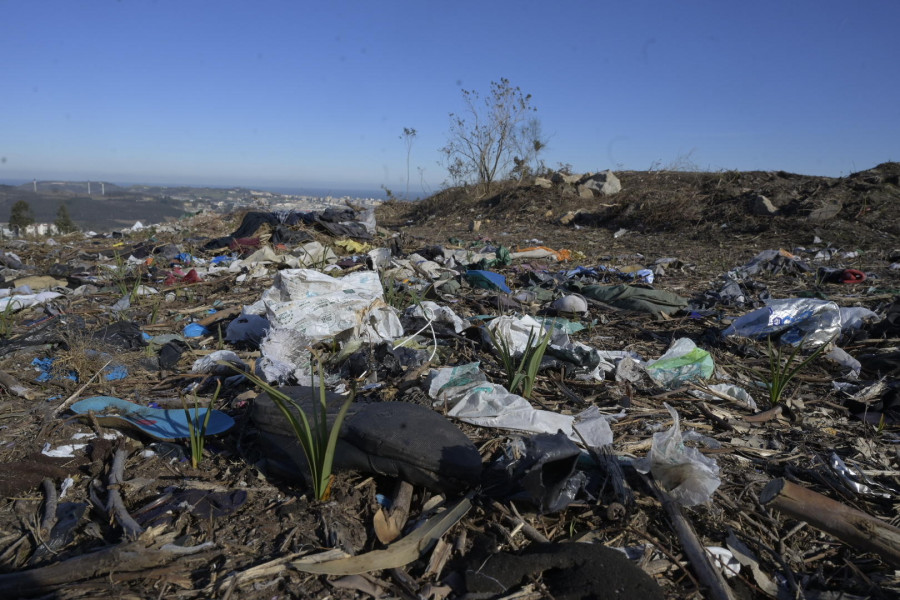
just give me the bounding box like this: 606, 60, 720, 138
534, 177, 553, 189
581, 170, 621, 195
751, 194, 778, 215
559, 210, 579, 225
577, 184, 595, 199
550, 172, 580, 185
808, 201, 843, 222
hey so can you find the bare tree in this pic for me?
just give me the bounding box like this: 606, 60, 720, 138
441, 78, 538, 190
512, 117, 548, 181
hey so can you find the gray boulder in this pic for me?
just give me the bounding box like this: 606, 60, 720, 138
577, 184, 595, 199
580, 170, 621, 195
750, 194, 778, 215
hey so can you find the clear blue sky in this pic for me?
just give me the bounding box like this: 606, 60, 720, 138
2, 0, 898, 194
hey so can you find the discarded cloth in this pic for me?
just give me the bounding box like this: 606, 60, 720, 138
482, 432, 585, 513
577, 284, 687, 315
464, 542, 664, 600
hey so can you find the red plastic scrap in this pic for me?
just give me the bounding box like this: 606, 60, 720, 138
164, 268, 202, 286
839, 269, 866, 284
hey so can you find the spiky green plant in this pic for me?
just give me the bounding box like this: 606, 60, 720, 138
0, 298, 19, 339
237, 354, 354, 501
381, 274, 428, 310
760, 335, 831, 405
486, 320, 553, 399
181, 380, 221, 469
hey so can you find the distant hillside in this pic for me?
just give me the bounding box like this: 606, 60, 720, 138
0, 184, 188, 232
15, 181, 126, 195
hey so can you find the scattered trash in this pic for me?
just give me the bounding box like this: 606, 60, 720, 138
689, 383, 758, 410
252, 390, 482, 493
465, 269, 511, 293
2, 169, 899, 598
483, 431, 585, 513
182, 323, 211, 338
577, 284, 687, 315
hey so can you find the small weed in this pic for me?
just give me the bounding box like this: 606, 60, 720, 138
235, 352, 354, 501
381, 274, 428, 310
487, 319, 553, 399
148, 297, 162, 325
111, 251, 143, 303
757, 335, 831, 405
0, 299, 19, 338
181, 379, 221, 469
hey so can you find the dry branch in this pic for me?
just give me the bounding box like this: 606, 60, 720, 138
760, 478, 900, 567
0, 527, 214, 596
107, 448, 144, 538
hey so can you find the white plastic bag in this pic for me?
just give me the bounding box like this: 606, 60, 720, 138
427, 363, 615, 447
246, 269, 403, 343
635, 403, 721, 506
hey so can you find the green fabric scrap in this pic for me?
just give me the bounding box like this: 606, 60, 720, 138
468, 245, 512, 270
578, 284, 688, 315
438, 279, 461, 295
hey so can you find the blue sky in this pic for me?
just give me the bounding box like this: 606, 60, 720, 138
2, 1, 898, 194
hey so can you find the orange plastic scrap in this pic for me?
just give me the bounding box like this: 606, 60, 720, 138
514, 246, 572, 262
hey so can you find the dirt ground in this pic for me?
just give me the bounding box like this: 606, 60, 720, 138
1, 163, 899, 599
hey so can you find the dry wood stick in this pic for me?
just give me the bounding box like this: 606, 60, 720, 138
0, 370, 36, 400
760, 478, 900, 567
647, 477, 737, 600
39, 479, 58, 538
50, 359, 112, 417
107, 448, 144, 538
0, 528, 214, 596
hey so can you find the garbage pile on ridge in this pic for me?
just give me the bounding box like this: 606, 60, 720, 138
1, 167, 900, 600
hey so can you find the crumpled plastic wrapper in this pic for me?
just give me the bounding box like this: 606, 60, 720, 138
645, 338, 714, 388
635, 403, 721, 506
256, 327, 313, 385
722, 298, 841, 347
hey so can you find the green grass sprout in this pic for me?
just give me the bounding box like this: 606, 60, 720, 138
181, 379, 221, 469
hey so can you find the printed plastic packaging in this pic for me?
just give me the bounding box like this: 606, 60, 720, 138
645, 338, 714, 388
722, 298, 840, 347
